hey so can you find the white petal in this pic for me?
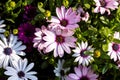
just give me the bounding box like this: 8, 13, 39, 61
14, 45, 26, 51
3, 56, 9, 68
45, 42, 56, 53
8, 76, 19, 80
12, 41, 22, 49
22, 59, 28, 71
26, 75, 38, 80
62, 43, 71, 54
0, 29, 5, 33
26, 71, 37, 75
58, 44, 64, 57
25, 63, 34, 73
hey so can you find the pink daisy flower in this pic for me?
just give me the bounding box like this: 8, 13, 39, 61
43, 28, 76, 57
33, 25, 47, 52
77, 7, 89, 22
108, 32, 120, 61
72, 42, 94, 66
94, 0, 118, 15
48, 6, 80, 30
67, 65, 98, 80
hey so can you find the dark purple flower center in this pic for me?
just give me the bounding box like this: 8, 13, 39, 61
60, 19, 68, 27
60, 69, 65, 76
18, 71, 25, 78
81, 12, 85, 17
56, 35, 65, 44
112, 43, 119, 52
4, 47, 12, 55
80, 49, 88, 57
24, 30, 32, 37
79, 76, 89, 80
100, 0, 106, 7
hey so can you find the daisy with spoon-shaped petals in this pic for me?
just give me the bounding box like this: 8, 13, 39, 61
43, 27, 76, 57
4, 58, 38, 80
108, 32, 120, 61
67, 65, 98, 80
48, 6, 80, 30
0, 34, 26, 68
72, 41, 94, 66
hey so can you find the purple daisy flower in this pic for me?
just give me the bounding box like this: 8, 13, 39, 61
33, 25, 48, 52
18, 22, 35, 44
77, 7, 89, 22
43, 27, 76, 57
67, 66, 98, 80
23, 5, 36, 21
108, 32, 120, 61
48, 6, 80, 30
94, 0, 118, 15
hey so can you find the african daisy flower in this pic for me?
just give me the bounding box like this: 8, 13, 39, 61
67, 65, 98, 80
54, 59, 70, 80
33, 25, 47, 52
0, 34, 26, 68
23, 5, 36, 21
77, 7, 89, 22
94, 0, 118, 15
108, 32, 120, 61
72, 41, 94, 66
43, 27, 76, 57
48, 6, 80, 30
18, 22, 35, 44
4, 58, 38, 80
0, 19, 6, 33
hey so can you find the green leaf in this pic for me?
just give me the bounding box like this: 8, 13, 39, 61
102, 64, 109, 74
113, 38, 120, 44
6, 18, 15, 23
84, 3, 90, 9
92, 64, 98, 71
15, 0, 22, 8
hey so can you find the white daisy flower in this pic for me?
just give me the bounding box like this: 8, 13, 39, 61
72, 41, 94, 66
0, 34, 26, 68
4, 58, 38, 80
0, 19, 6, 33
54, 59, 70, 80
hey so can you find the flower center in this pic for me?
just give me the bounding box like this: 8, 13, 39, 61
60, 19, 68, 27
56, 35, 65, 44
18, 71, 25, 78
112, 43, 119, 52
79, 76, 89, 80
80, 50, 88, 57
81, 12, 85, 17
100, 0, 106, 7
60, 69, 65, 76
4, 47, 12, 55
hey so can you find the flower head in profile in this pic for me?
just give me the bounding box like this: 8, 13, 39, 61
77, 7, 89, 22
72, 41, 94, 66
48, 6, 80, 30
108, 32, 120, 61
18, 22, 35, 44
4, 58, 38, 80
23, 5, 36, 21
43, 27, 76, 57
33, 25, 48, 52
54, 59, 70, 80
94, 0, 118, 15
67, 65, 98, 80
0, 19, 6, 33
0, 34, 26, 68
